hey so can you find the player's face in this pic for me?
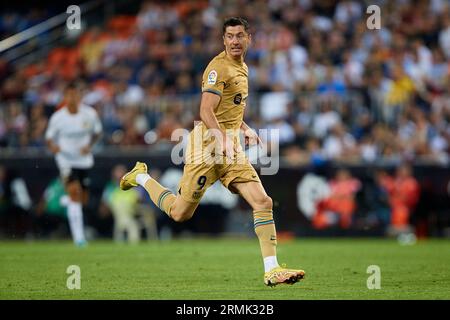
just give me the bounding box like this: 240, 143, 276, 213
65, 88, 81, 112
397, 166, 411, 178
223, 25, 251, 59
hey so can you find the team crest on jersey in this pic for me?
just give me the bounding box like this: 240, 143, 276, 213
207, 70, 217, 85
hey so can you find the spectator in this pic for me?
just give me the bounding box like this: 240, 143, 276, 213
0, 166, 32, 238
322, 123, 357, 160
312, 168, 361, 230
34, 178, 67, 238
376, 164, 420, 234
312, 97, 341, 139
439, 13, 450, 59
382, 65, 416, 125
317, 64, 346, 97
100, 164, 143, 243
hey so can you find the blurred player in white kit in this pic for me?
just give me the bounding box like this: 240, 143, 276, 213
45, 82, 102, 246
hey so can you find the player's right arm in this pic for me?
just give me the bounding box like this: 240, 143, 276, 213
46, 140, 60, 154
199, 92, 235, 159
200, 62, 235, 159
80, 107, 103, 155
45, 113, 60, 154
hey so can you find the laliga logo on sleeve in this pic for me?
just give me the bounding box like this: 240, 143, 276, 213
207, 70, 217, 85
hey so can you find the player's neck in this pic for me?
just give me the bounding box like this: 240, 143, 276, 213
225, 50, 244, 64
67, 104, 79, 114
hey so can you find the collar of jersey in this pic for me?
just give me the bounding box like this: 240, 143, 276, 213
222, 50, 244, 66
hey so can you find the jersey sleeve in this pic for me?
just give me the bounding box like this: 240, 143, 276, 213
92, 110, 102, 135
45, 113, 58, 141
201, 61, 227, 96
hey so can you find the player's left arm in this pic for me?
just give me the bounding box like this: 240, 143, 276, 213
81, 132, 102, 155
45, 114, 61, 154
241, 121, 262, 146
81, 111, 103, 154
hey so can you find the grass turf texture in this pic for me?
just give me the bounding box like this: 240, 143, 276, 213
0, 238, 449, 299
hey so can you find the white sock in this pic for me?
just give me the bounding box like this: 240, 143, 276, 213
67, 201, 86, 244
263, 256, 280, 273
136, 173, 151, 186
60, 195, 70, 207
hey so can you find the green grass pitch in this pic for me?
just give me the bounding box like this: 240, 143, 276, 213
1, 238, 449, 299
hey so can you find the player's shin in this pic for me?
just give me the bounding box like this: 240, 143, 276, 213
67, 200, 86, 245
253, 209, 279, 272
136, 173, 176, 217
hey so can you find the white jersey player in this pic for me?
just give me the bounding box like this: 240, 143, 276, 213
45, 82, 102, 246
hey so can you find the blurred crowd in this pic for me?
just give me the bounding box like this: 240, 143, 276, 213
0, 0, 449, 165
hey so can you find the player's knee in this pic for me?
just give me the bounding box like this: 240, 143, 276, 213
170, 209, 194, 223
255, 195, 273, 210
